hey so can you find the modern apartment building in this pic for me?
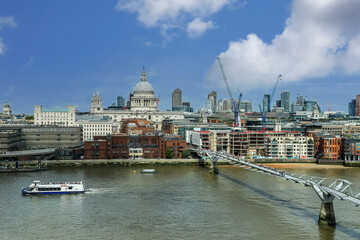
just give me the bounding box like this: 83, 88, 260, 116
265, 136, 314, 159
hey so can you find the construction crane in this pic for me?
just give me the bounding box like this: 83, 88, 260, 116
237, 90, 243, 126
259, 74, 282, 131
217, 57, 242, 127
123, 89, 132, 111
156, 95, 160, 106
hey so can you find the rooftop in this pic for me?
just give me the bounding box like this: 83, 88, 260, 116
41, 108, 69, 112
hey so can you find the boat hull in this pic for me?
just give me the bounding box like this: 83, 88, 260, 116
22, 189, 84, 195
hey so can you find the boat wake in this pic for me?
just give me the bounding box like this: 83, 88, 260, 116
85, 188, 120, 194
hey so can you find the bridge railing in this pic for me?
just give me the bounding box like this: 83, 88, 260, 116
191, 148, 360, 208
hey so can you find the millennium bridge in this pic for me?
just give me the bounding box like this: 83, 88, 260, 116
192, 148, 360, 227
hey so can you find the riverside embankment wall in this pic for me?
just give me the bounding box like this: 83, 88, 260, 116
1, 158, 223, 168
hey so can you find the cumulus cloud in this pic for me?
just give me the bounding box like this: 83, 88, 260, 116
115, 0, 235, 39
187, 18, 214, 38
206, 0, 360, 90
0, 16, 17, 55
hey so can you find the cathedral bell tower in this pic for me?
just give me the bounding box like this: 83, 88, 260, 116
89, 90, 103, 114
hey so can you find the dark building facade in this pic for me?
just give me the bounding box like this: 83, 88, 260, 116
172, 88, 182, 108
0, 129, 22, 153
349, 99, 356, 116
355, 95, 360, 116
263, 94, 270, 112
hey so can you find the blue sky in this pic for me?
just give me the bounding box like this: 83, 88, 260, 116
1, 0, 360, 114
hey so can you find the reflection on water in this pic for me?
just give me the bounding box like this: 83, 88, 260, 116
0, 165, 359, 240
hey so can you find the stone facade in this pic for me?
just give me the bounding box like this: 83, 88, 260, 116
34, 105, 76, 126
130, 67, 158, 112
89, 91, 103, 114
91, 67, 184, 130
2, 99, 12, 117
77, 120, 119, 141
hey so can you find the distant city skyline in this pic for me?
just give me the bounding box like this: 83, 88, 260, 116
1, 0, 360, 114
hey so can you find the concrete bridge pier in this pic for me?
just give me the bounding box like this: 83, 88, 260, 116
209, 155, 219, 174
312, 184, 336, 226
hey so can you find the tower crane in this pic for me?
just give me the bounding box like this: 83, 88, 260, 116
156, 94, 160, 106
259, 74, 282, 131
123, 89, 132, 111
217, 57, 242, 127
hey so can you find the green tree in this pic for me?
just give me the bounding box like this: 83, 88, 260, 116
25, 115, 34, 120
165, 147, 173, 159
182, 149, 191, 159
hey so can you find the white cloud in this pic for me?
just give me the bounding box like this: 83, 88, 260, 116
26, 57, 35, 67
115, 0, 235, 39
0, 37, 6, 55
206, 0, 360, 91
0, 16, 17, 30
187, 18, 214, 38
0, 16, 17, 55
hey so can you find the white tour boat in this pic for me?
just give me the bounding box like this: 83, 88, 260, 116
141, 169, 157, 174
22, 180, 85, 195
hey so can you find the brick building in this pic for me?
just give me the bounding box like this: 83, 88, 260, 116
120, 119, 155, 135
313, 133, 343, 160
161, 135, 186, 159
84, 133, 186, 159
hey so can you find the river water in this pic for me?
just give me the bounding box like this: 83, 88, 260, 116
0, 165, 359, 240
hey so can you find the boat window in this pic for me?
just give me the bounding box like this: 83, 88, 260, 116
69, 187, 73, 190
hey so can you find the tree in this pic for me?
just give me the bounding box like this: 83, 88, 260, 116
165, 147, 173, 159
182, 149, 191, 159
25, 115, 34, 120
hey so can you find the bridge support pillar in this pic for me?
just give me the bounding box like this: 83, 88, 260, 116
209, 155, 219, 174
312, 184, 336, 226
210, 160, 219, 174
319, 201, 336, 226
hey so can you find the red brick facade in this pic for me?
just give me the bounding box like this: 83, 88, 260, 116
84, 134, 186, 159
313, 133, 343, 160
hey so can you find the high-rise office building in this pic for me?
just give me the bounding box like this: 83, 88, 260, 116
356, 95, 360, 116
291, 102, 302, 112
218, 99, 232, 112
206, 96, 216, 113
172, 88, 182, 108
296, 95, 305, 106
303, 100, 321, 112
117, 96, 125, 107
208, 91, 217, 112
349, 99, 356, 116
276, 100, 281, 108
240, 100, 252, 113
281, 91, 290, 112
263, 94, 270, 112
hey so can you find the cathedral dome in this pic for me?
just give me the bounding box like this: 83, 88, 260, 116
133, 66, 154, 95
134, 81, 154, 94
